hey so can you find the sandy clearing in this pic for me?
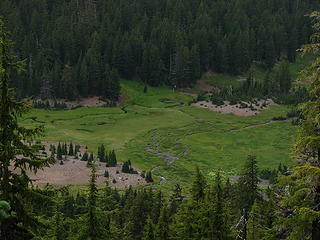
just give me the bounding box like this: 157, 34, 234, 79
26, 96, 111, 109
16, 141, 147, 188
27, 159, 147, 188
192, 99, 276, 117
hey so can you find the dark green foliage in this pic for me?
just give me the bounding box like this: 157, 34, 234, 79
209, 63, 305, 105
57, 142, 63, 160
68, 142, 74, 156
0, 201, 10, 224
210, 172, 228, 240
49, 144, 56, 154
87, 153, 94, 167
97, 144, 106, 162
75, 144, 81, 154
236, 155, 261, 240
87, 164, 99, 239
259, 169, 278, 184
81, 152, 89, 161
191, 167, 206, 202
145, 171, 154, 183
277, 61, 291, 94
107, 150, 117, 167
272, 116, 287, 121
168, 184, 183, 218
63, 143, 68, 155
0, 0, 317, 98
0, 19, 52, 239
98, 144, 117, 167
104, 170, 109, 178
142, 217, 154, 240
238, 155, 260, 212
122, 160, 137, 174
154, 206, 169, 240
278, 163, 289, 175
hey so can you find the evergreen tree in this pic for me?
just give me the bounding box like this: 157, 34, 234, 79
62, 143, 68, 155
50, 196, 67, 240
168, 184, 183, 218
237, 155, 260, 240
68, 142, 74, 156
87, 164, 99, 240
0, 19, 51, 239
0, 0, 317, 97
108, 150, 117, 167
278, 60, 291, 93
275, 12, 320, 239
87, 153, 94, 167
142, 217, 155, 240
98, 144, 106, 162
155, 206, 169, 240
146, 171, 154, 183
81, 152, 89, 161
107, 68, 121, 101
77, 163, 107, 239
210, 172, 227, 240
191, 167, 206, 202
57, 142, 63, 160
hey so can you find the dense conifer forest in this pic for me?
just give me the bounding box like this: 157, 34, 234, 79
0, 0, 319, 100
0, 1, 320, 240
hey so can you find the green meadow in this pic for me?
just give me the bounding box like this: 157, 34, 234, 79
21, 80, 296, 190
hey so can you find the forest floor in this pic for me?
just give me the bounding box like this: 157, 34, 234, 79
21, 80, 296, 191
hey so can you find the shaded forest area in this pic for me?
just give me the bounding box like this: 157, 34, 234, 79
0, 0, 319, 100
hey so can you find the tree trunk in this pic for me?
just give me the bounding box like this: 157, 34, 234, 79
242, 209, 247, 240
313, 151, 320, 240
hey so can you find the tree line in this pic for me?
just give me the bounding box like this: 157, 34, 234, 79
0, 0, 319, 100
1, 8, 320, 240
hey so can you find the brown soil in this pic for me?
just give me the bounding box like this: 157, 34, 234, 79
27, 160, 147, 188
17, 142, 147, 188
67, 96, 107, 107
27, 96, 110, 108
192, 99, 276, 117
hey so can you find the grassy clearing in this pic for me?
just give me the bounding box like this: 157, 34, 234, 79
197, 54, 314, 92
21, 80, 296, 191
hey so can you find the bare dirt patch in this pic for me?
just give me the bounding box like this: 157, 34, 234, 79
27, 160, 146, 188
67, 96, 107, 107
19, 142, 146, 188
192, 99, 276, 117
26, 96, 111, 109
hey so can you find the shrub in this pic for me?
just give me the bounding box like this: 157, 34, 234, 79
272, 116, 287, 121
212, 97, 224, 106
